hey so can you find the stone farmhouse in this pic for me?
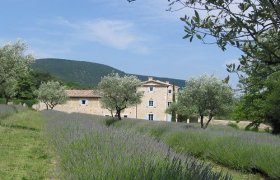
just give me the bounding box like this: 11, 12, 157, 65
34, 77, 180, 121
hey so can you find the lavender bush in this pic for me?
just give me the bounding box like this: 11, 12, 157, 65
43, 111, 230, 180
105, 118, 280, 179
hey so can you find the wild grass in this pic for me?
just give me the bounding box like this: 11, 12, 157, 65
0, 109, 54, 179
105, 118, 280, 179
43, 111, 230, 180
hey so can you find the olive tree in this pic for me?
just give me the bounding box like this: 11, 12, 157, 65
98, 73, 143, 120
0, 41, 34, 103
35, 81, 67, 110
177, 75, 233, 129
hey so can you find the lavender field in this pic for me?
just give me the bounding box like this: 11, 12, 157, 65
106, 117, 280, 179
43, 111, 230, 179
42, 110, 280, 179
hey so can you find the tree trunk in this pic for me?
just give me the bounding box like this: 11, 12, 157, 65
200, 115, 204, 128
204, 114, 213, 129
44, 103, 49, 110
5, 98, 9, 104
116, 109, 121, 120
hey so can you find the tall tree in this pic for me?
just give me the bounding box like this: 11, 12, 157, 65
98, 73, 143, 120
35, 81, 68, 110
176, 75, 233, 129
0, 41, 34, 103
0, 41, 34, 85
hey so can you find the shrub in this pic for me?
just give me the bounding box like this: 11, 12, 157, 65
227, 122, 239, 129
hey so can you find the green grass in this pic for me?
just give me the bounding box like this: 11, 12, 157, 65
0, 110, 54, 179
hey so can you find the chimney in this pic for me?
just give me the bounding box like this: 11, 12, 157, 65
165, 81, 170, 84
148, 77, 153, 81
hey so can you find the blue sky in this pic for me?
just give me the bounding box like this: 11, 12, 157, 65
0, 0, 241, 86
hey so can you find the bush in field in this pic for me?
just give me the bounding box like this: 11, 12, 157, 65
35, 81, 67, 109
98, 73, 143, 120
43, 111, 230, 180
227, 122, 239, 129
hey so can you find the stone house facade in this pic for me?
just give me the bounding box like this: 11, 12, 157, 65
34, 77, 180, 121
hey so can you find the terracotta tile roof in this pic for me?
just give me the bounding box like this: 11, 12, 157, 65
66, 90, 101, 98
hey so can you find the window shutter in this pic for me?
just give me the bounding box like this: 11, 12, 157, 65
145, 114, 148, 120
153, 101, 156, 108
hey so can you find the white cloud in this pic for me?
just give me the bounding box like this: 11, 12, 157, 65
82, 19, 143, 50
43, 17, 149, 51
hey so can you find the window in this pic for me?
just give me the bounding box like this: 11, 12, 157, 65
80, 99, 87, 105
148, 114, 154, 121
149, 100, 154, 107
168, 89, 172, 93
124, 115, 128, 118
168, 102, 172, 107
149, 86, 154, 92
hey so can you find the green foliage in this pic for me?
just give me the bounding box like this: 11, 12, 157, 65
32, 58, 186, 87
173, 0, 280, 65
174, 75, 233, 128
104, 118, 118, 126
227, 122, 239, 130
0, 41, 34, 103
166, 0, 280, 133
0, 78, 17, 104
12, 99, 38, 108
264, 71, 280, 134
35, 81, 67, 109
98, 73, 143, 120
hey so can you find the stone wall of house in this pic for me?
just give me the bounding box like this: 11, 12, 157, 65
33, 78, 180, 121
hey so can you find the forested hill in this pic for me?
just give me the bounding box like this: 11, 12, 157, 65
32, 58, 185, 88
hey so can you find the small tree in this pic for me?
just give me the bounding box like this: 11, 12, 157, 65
178, 75, 233, 129
98, 73, 143, 120
36, 81, 67, 109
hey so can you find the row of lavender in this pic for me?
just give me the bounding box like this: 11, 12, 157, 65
0, 104, 26, 119
107, 118, 280, 179
43, 111, 230, 180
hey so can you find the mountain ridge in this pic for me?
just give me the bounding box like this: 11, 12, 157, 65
31, 58, 185, 88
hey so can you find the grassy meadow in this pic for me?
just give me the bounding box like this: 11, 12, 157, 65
1, 106, 280, 179
0, 108, 55, 179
